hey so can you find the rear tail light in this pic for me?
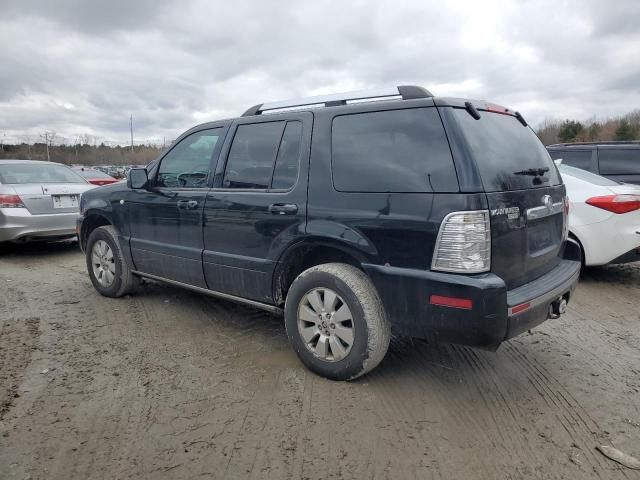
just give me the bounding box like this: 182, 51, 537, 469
432, 210, 491, 273
586, 194, 640, 214
0, 194, 25, 208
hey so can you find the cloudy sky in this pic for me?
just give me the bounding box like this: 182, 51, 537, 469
1, 0, 639, 145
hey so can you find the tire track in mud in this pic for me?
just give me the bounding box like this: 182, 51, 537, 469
500, 341, 613, 478
2, 246, 639, 480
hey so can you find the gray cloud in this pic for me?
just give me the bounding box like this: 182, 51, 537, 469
0, 0, 639, 145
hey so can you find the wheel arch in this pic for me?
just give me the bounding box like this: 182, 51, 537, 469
272, 237, 372, 306
568, 230, 586, 267
80, 211, 113, 251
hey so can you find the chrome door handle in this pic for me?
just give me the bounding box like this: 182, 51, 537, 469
268, 203, 298, 215
177, 200, 199, 210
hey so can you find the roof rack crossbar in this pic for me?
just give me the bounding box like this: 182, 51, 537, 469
241, 85, 433, 117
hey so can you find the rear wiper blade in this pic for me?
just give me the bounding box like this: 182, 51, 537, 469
513, 167, 549, 176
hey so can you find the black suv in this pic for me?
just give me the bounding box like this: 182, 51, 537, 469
78, 86, 580, 380
547, 141, 640, 185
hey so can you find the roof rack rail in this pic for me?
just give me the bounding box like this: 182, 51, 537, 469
241, 85, 433, 117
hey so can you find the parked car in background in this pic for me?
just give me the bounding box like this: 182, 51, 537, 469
73, 167, 119, 186
77, 86, 580, 380
547, 141, 640, 185
0, 160, 95, 243
559, 164, 640, 266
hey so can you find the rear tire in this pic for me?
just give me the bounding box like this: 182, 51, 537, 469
284, 263, 391, 381
86, 225, 140, 297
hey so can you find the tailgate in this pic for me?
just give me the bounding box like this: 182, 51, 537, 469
487, 185, 566, 289
442, 106, 567, 290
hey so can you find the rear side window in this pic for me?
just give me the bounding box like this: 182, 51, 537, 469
451, 109, 561, 192
559, 165, 622, 186
223, 121, 302, 190
272, 122, 302, 189
0, 163, 85, 184
331, 108, 458, 193
548, 150, 592, 171
598, 149, 640, 175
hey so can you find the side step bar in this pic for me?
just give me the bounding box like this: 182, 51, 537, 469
132, 270, 284, 316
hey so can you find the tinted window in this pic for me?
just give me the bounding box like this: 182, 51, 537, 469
0, 163, 86, 184
76, 169, 114, 180
559, 165, 622, 186
451, 109, 561, 191
599, 149, 640, 175
548, 149, 592, 171
157, 129, 220, 188
331, 108, 458, 193
224, 122, 284, 189
272, 122, 302, 189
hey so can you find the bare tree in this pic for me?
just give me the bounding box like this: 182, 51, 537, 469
40, 131, 56, 161
22, 134, 32, 159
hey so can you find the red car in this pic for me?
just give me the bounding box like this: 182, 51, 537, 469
73, 168, 119, 186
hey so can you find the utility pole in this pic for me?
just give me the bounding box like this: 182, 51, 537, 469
130, 114, 134, 152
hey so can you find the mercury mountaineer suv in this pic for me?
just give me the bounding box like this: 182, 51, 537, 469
77, 86, 581, 380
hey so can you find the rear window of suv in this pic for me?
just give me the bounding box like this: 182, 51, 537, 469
450, 109, 561, 192
331, 108, 458, 193
598, 149, 640, 175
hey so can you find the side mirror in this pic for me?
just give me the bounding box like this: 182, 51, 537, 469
127, 168, 149, 189
554, 158, 563, 166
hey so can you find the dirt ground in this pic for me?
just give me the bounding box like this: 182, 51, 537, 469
0, 242, 639, 480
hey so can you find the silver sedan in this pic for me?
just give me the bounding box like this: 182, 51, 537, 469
0, 160, 96, 243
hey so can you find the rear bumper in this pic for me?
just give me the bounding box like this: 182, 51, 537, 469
363, 239, 581, 348
0, 208, 80, 242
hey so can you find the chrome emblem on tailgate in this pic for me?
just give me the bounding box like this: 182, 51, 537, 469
490, 206, 520, 219
527, 195, 563, 220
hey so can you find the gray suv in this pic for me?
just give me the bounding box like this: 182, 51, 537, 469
547, 141, 640, 185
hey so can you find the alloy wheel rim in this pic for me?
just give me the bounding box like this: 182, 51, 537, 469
297, 287, 354, 362
91, 240, 115, 288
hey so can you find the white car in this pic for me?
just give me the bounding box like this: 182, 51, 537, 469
559, 164, 640, 266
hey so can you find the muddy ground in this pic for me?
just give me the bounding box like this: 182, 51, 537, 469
0, 242, 639, 480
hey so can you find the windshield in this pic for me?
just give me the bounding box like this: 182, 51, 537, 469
559, 164, 622, 186
0, 163, 87, 184
451, 109, 562, 191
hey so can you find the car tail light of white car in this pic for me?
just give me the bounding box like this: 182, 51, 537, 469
0, 194, 26, 208
432, 210, 491, 273
586, 194, 640, 214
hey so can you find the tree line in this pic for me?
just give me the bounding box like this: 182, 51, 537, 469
536, 109, 640, 145
2, 109, 639, 166
0, 140, 165, 166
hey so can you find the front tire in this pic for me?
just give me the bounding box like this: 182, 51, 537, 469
86, 225, 140, 297
284, 263, 391, 381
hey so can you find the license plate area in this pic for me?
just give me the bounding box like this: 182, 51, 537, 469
52, 194, 79, 209
528, 215, 561, 256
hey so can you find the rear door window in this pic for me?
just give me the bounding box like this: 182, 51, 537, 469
223, 120, 303, 190
548, 150, 593, 171
451, 109, 561, 191
331, 108, 458, 193
598, 149, 640, 175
